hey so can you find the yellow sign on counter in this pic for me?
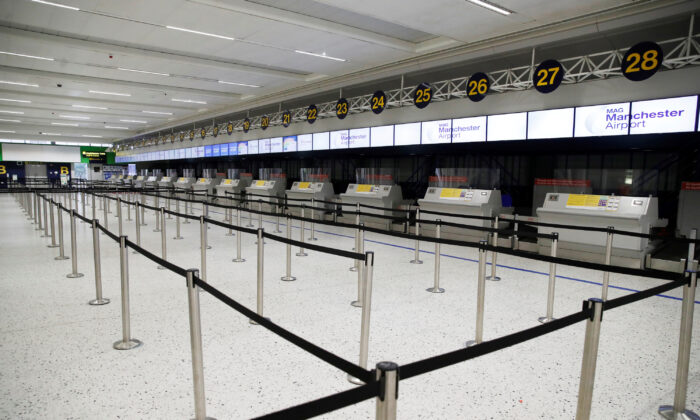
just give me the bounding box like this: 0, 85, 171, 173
356, 184, 372, 193
439, 188, 463, 198
566, 194, 602, 207
198, 178, 206, 183
298, 182, 311, 189
178, 177, 185, 182
223, 179, 232, 185
256, 180, 266, 186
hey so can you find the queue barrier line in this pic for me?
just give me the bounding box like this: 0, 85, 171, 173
603, 277, 689, 311
419, 218, 556, 240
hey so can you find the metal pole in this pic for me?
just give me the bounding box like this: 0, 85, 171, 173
485, 216, 501, 281
225, 207, 234, 236
410, 208, 423, 264
89, 219, 110, 306
185, 269, 211, 420
103, 196, 109, 232
375, 361, 399, 420
427, 220, 445, 293
184, 200, 191, 224
166, 195, 171, 219
81, 191, 86, 220
348, 252, 375, 385
351, 224, 365, 307
106, 193, 111, 214
233, 209, 245, 263
55, 206, 68, 260
466, 240, 487, 347
98, 193, 103, 210
601, 226, 614, 300
258, 200, 263, 228
539, 233, 559, 324
296, 205, 308, 256
575, 298, 604, 419
200, 216, 207, 283
250, 228, 265, 324
133, 201, 141, 254
658, 258, 698, 420
140, 193, 146, 225
91, 193, 96, 221
126, 198, 132, 221
174, 199, 183, 239
41, 197, 50, 237
157, 207, 167, 269
281, 216, 296, 281
153, 195, 161, 232
48, 201, 59, 248
34, 193, 42, 230
275, 204, 282, 233
245, 200, 254, 227
66, 209, 84, 278
117, 197, 123, 237
309, 198, 317, 240
113, 235, 143, 350
350, 203, 360, 271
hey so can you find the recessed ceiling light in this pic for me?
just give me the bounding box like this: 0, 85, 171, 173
466, 0, 512, 15
89, 90, 131, 97
72, 104, 108, 110
82, 135, 103, 138
41, 132, 62, 135
54, 141, 83, 146
120, 119, 147, 123
0, 98, 31, 103
59, 114, 90, 119
294, 50, 346, 62
105, 126, 129, 129
171, 98, 207, 104
142, 110, 172, 115
217, 80, 261, 88
165, 26, 235, 41
0, 118, 21, 122
31, 0, 79, 10
52, 122, 78, 126
0, 110, 24, 114
0, 51, 54, 61
0, 130, 16, 133
0, 80, 39, 87
118, 67, 170, 77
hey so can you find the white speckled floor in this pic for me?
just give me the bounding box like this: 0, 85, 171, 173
0, 192, 698, 419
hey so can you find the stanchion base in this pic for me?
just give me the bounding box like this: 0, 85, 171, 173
41, 234, 50, 238
113, 338, 143, 351
308, 237, 318, 241
347, 375, 365, 385
190, 417, 216, 420
350, 300, 362, 307
426, 287, 445, 293
274, 230, 283, 233
173, 236, 184, 240
281, 276, 297, 281
152, 229, 161, 232
349, 267, 358, 272
225, 233, 235, 236
538, 316, 555, 324
249, 317, 270, 325
140, 223, 147, 226
465, 340, 480, 347
296, 252, 308, 257
410, 259, 423, 264
88, 298, 110, 306
67, 272, 84, 278
245, 224, 254, 228
485, 276, 501, 282
183, 221, 190, 224
54, 255, 69, 260
126, 218, 132, 222
658, 406, 700, 420
47, 244, 60, 248
232, 258, 246, 263
157, 265, 166, 270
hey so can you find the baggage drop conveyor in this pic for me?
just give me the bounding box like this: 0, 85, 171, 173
246, 169, 286, 212
286, 169, 335, 218
216, 170, 252, 205
339, 169, 404, 231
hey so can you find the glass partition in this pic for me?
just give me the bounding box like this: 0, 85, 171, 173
259, 168, 285, 181
430, 168, 500, 189
300, 168, 331, 182
202, 168, 216, 179
166, 169, 177, 177
151, 169, 162, 176
139, 169, 149, 176
227, 169, 241, 179
356, 168, 396, 185
182, 169, 195, 178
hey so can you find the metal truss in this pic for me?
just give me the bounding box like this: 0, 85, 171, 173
117, 21, 700, 151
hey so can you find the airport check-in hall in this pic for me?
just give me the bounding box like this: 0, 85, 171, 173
1, 0, 699, 419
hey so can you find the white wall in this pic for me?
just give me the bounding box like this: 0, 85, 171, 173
2, 144, 81, 163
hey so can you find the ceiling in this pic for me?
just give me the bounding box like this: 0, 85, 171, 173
0, 0, 696, 147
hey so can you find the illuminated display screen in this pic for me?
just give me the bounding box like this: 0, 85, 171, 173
421, 119, 452, 144
487, 112, 527, 141
394, 122, 421, 146
370, 125, 393, 147
527, 108, 574, 139
348, 128, 370, 148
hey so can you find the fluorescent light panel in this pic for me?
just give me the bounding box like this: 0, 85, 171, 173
31, 0, 79, 10
72, 104, 107, 110
89, 90, 131, 97
466, 0, 512, 15
0, 118, 21, 122
0, 110, 24, 114
105, 126, 129, 129
294, 50, 346, 62
218, 80, 260, 88
120, 119, 147, 123
0, 51, 54, 61
41, 132, 61, 135
51, 122, 78, 126
142, 110, 172, 115
0, 80, 39, 87
165, 26, 234, 41
118, 67, 169, 77
82, 135, 102, 138
0, 130, 15, 133
171, 98, 206, 104
59, 114, 89, 119
0, 98, 31, 103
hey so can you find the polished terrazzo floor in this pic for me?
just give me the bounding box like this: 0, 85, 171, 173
0, 192, 698, 419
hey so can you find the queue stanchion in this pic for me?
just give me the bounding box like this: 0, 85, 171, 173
601, 226, 614, 300
512, 214, 520, 249
308, 198, 317, 240
153, 195, 161, 232
54, 206, 69, 260
113, 235, 143, 351
232, 209, 245, 263
296, 205, 308, 257
485, 216, 501, 281
117, 197, 123, 237
157, 207, 167, 270
81, 191, 86, 220
257, 200, 263, 229
275, 202, 282, 233
41, 198, 50, 237
184, 269, 214, 420
348, 251, 375, 385
98, 193, 103, 211
105, 193, 110, 214
280, 215, 296, 282
133, 201, 141, 255
166, 195, 171, 219
351, 224, 365, 308
66, 209, 84, 278
34, 193, 42, 230
91, 194, 96, 220
174, 199, 183, 240
404, 208, 410, 234
74, 190, 78, 212
200, 216, 208, 283
225, 207, 234, 236
658, 259, 698, 420
48, 200, 59, 248
184, 199, 191, 224
188, 192, 195, 215
575, 298, 604, 419
375, 361, 399, 420
538, 233, 559, 324
249, 228, 266, 325
427, 220, 445, 293
410, 208, 423, 264
245, 200, 254, 228
466, 240, 488, 347
27, 192, 33, 220
204, 202, 211, 231
126, 198, 132, 221
89, 219, 110, 306
350, 203, 360, 272
140, 193, 146, 225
